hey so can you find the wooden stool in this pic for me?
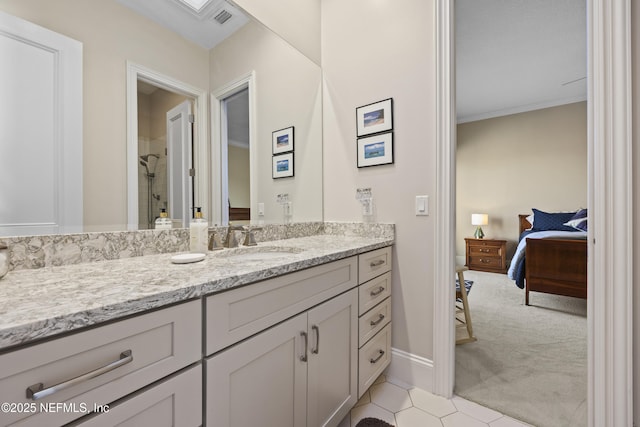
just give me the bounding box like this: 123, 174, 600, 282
456, 265, 477, 344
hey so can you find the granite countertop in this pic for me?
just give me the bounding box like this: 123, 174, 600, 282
0, 234, 393, 351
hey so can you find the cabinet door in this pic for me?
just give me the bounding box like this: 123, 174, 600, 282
307, 289, 358, 427
206, 313, 308, 427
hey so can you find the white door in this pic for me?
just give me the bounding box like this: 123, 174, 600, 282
166, 101, 193, 228
307, 289, 359, 427
0, 11, 82, 236
206, 313, 308, 427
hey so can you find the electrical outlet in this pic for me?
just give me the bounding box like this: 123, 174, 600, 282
258, 203, 265, 216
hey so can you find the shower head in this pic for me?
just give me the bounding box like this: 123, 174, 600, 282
139, 154, 160, 176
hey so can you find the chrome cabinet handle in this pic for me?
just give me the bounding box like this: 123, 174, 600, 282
370, 259, 385, 267
26, 350, 133, 401
300, 332, 308, 362
370, 314, 385, 327
370, 286, 385, 297
370, 349, 385, 364
311, 325, 320, 354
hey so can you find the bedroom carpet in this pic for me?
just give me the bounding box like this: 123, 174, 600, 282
455, 270, 587, 427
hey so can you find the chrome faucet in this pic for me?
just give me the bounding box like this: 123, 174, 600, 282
224, 225, 245, 248
208, 229, 223, 251
242, 226, 263, 246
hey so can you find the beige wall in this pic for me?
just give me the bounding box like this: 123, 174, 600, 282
322, 0, 436, 358
228, 145, 251, 208
234, 0, 320, 65
210, 19, 323, 224
0, 0, 210, 231
456, 102, 587, 260
633, 1, 639, 424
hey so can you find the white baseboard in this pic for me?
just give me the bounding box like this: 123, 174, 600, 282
384, 347, 434, 393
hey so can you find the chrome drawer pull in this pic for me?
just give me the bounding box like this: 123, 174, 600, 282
311, 325, 320, 354
26, 350, 133, 401
300, 331, 308, 362
370, 259, 385, 267
370, 349, 385, 364
370, 314, 385, 327
370, 286, 385, 297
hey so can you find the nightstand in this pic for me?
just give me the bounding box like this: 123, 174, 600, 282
465, 238, 507, 274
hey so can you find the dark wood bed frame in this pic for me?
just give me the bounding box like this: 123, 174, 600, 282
518, 215, 587, 305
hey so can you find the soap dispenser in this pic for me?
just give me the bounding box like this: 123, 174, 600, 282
190, 207, 208, 253
155, 208, 172, 230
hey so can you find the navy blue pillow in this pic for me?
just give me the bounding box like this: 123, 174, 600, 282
531, 208, 578, 232
564, 208, 588, 231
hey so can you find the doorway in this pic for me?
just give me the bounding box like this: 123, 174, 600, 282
136, 81, 193, 229
222, 88, 251, 224
433, 0, 634, 424
126, 62, 209, 231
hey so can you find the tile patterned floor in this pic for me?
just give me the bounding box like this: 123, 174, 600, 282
342, 375, 534, 427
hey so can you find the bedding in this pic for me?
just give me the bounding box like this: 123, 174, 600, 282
508, 229, 587, 289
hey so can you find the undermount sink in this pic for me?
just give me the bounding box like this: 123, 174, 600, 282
216, 246, 305, 262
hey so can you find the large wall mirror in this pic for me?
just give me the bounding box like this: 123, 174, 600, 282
0, 0, 322, 236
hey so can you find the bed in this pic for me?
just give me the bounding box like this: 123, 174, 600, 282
508, 211, 588, 305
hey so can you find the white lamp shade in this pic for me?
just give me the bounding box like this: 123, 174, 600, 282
471, 213, 488, 226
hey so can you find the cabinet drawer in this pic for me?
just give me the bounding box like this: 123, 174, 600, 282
0, 301, 201, 427
70, 365, 202, 427
358, 247, 392, 284
206, 256, 357, 355
468, 255, 504, 270
359, 271, 391, 316
358, 323, 391, 398
359, 297, 391, 347
468, 245, 502, 257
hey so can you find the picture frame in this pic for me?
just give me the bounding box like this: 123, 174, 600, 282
357, 132, 394, 168
272, 126, 294, 154
272, 152, 294, 178
356, 98, 393, 137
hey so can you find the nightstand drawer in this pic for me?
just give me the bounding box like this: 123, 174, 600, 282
468, 245, 502, 257
467, 255, 504, 270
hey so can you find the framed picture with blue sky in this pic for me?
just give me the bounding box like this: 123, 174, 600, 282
356, 98, 393, 137
272, 126, 294, 154
357, 132, 393, 168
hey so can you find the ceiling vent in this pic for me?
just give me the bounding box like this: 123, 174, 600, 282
212, 8, 232, 24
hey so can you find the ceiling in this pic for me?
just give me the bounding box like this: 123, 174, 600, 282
123, 0, 586, 127
456, 0, 587, 123
117, 0, 248, 49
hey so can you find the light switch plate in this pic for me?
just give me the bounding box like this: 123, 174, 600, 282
415, 195, 429, 216
258, 202, 265, 216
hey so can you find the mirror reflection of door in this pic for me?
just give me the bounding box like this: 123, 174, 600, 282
137, 80, 193, 229
222, 88, 250, 225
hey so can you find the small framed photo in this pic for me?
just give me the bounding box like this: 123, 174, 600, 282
272, 152, 294, 178
272, 126, 294, 154
357, 132, 394, 168
356, 98, 393, 137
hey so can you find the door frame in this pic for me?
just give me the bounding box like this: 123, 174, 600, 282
210, 71, 256, 226
433, 1, 633, 425
126, 61, 208, 230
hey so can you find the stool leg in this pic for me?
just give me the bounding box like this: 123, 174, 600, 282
457, 270, 476, 343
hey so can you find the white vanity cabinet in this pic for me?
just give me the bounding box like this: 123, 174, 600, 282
205, 257, 359, 427
357, 246, 393, 397
0, 300, 201, 427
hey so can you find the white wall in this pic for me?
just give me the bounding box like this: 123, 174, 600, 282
0, 0, 210, 231
322, 0, 437, 360
456, 102, 587, 260
233, 0, 320, 65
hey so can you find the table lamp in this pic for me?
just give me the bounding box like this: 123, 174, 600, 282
471, 213, 488, 239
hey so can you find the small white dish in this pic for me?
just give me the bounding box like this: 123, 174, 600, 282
171, 253, 206, 264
